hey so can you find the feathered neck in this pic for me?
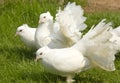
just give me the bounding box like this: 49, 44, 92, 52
38, 20, 53, 27
37, 20, 54, 33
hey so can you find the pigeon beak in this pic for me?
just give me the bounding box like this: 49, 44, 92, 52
38, 19, 44, 24
35, 55, 39, 62
38, 19, 41, 24
35, 57, 41, 62
15, 32, 19, 36
35, 55, 42, 62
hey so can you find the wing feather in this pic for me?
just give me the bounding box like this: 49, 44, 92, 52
55, 2, 87, 44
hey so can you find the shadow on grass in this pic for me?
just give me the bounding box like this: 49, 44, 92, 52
19, 71, 104, 83
75, 75, 103, 83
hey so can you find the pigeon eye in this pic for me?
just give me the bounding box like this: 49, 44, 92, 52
40, 52, 43, 55
19, 30, 22, 32
43, 16, 46, 18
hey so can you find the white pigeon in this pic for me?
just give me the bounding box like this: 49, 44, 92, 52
35, 2, 87, 49
36, 46, 91, 83
35, 19, 117, 83
16, 24, 36, 48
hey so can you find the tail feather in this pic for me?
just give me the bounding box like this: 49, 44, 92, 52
73, 19, 117, 71
83, 19, 112, 40
55, 2, 87, 44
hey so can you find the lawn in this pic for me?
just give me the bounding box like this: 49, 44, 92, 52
0, 0, 120, 83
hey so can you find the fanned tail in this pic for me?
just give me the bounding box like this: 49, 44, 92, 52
111, 26, 120, 36
55, 2, 87, 45
83, 19, 112, 40
73, 19, 117, 71
109, 26, 120, 51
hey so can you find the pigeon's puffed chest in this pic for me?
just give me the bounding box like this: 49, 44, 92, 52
41, 48, 91, 76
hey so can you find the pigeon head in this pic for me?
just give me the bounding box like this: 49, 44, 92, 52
35, 46, 50, 61
38, 11, 53, 24
16, 24, 29, 37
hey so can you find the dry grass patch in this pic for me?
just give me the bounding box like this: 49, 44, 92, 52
85, 0, 120, 12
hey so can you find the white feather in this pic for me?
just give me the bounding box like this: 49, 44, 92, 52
35, 11, 68, 49
109, 26, 120, 51
56, 2, 87, 44
16, 24, 36, 48
72, 19, 116, 71
36, 47, 91, 82
35, 2, 87, 49
35, 19, 117, 83
112, 26, 120, 36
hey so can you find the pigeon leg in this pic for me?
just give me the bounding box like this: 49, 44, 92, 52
66, 75, 75, 83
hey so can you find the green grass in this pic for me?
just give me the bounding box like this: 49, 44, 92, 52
0, 0, 120, 83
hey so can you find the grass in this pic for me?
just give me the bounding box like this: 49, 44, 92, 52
0, 0, 120, 83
